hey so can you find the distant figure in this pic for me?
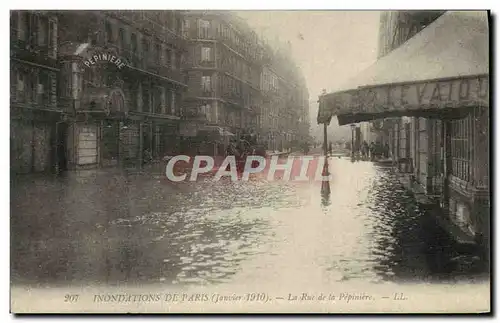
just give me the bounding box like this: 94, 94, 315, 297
328, 142, 333, 155
384, 143, 390, 159
361, 141, 369, 159
369, 142, 376, 161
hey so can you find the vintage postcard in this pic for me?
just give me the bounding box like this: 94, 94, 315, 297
10, 9, 490, 314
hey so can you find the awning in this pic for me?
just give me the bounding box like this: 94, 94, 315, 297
318, 11, 489, 126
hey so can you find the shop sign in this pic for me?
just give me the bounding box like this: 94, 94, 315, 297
329, 75, 489, 116
82, 52, 127, 70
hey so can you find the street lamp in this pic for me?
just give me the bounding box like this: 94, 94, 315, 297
350, 124, 356, 158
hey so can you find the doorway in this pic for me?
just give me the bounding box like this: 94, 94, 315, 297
56, 122, 68, 172
102, 120, 120, 167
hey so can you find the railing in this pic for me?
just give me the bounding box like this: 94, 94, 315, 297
182, 109, 207, 121
196, 60, 216, 68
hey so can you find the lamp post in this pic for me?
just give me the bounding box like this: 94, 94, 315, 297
323, 122, 328, 158
350, 124, 356, 159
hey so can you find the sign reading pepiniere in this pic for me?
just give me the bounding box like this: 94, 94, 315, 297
82, 52, 127, 69
322, 75, 489, 124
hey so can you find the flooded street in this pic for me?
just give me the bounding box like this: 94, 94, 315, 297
11, 157, 487, 289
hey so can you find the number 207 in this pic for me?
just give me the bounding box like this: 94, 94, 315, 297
64, 294, 79, 303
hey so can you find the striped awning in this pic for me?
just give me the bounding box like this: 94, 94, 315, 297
317, 11, 489, 126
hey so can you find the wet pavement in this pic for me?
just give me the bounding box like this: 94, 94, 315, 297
11, 156, 488, 288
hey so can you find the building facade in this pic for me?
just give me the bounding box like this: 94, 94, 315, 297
378, 11, 489, 248
260, 43, 310, 151
10, 11, 59, 174
56, 10, 188, 170
10, 10, 310, 173
181, 11, 263, 155
182, 11, 310, 153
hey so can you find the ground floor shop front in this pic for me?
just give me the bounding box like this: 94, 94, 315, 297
385, 105, 490, 254
57, 114, 180, 171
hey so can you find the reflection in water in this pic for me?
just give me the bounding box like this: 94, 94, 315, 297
11, 159, 487, 287
320, 181, 331, 208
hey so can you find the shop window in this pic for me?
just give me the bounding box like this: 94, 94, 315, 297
451, 115, 472, 182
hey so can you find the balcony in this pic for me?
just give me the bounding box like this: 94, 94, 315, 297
199, 90, 217, 98
196, 60, 216, 69
124, 55, 186, 85
182, 108, 207, 122
10, 40, 57, 69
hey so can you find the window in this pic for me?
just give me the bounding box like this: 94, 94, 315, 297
15, 69, 26, 102
171, 51, 176, 69
201, 47, 211, 62
201, 75, 211, 92
26, 72, 36, 102
155, 43, 162, 64
11, 12, 18, 40
142, 85, 151, 112
165, 48, 172, 67
451, 115, 472, 182
48, 19, 56, 57
142, 37, 150, 62
37, 17, 47, 46
18, 12, 28, 41
170, 91, 176, 115
183, 19, 190, 37
168, 11, 175, 30
131, 33, 137, 53
118, 28, 125, 50
105, 21, 113, 43
36, 71, 50, 105
200, 102, 210, 119
199, 19, 210, 39
177, 53, 182, 70
176, 16, 182, 34
152, 87, 162, 114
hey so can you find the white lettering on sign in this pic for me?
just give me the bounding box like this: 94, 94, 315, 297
330, 75, 489, 116
82, 52, 127, 70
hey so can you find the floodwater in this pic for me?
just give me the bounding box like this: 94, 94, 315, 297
11, 156, 488, 289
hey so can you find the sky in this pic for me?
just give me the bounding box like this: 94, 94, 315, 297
237, 11, 380, 98
237, 11, 381, 139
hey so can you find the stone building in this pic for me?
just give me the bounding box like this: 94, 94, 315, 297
182, 11, 310, 154
56, 10, 188, 169
260, 43, 310, 151
181, 11, 263, 155
10, 11, 59, 174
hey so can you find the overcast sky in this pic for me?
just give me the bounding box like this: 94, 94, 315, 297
237, 11, 381, 100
